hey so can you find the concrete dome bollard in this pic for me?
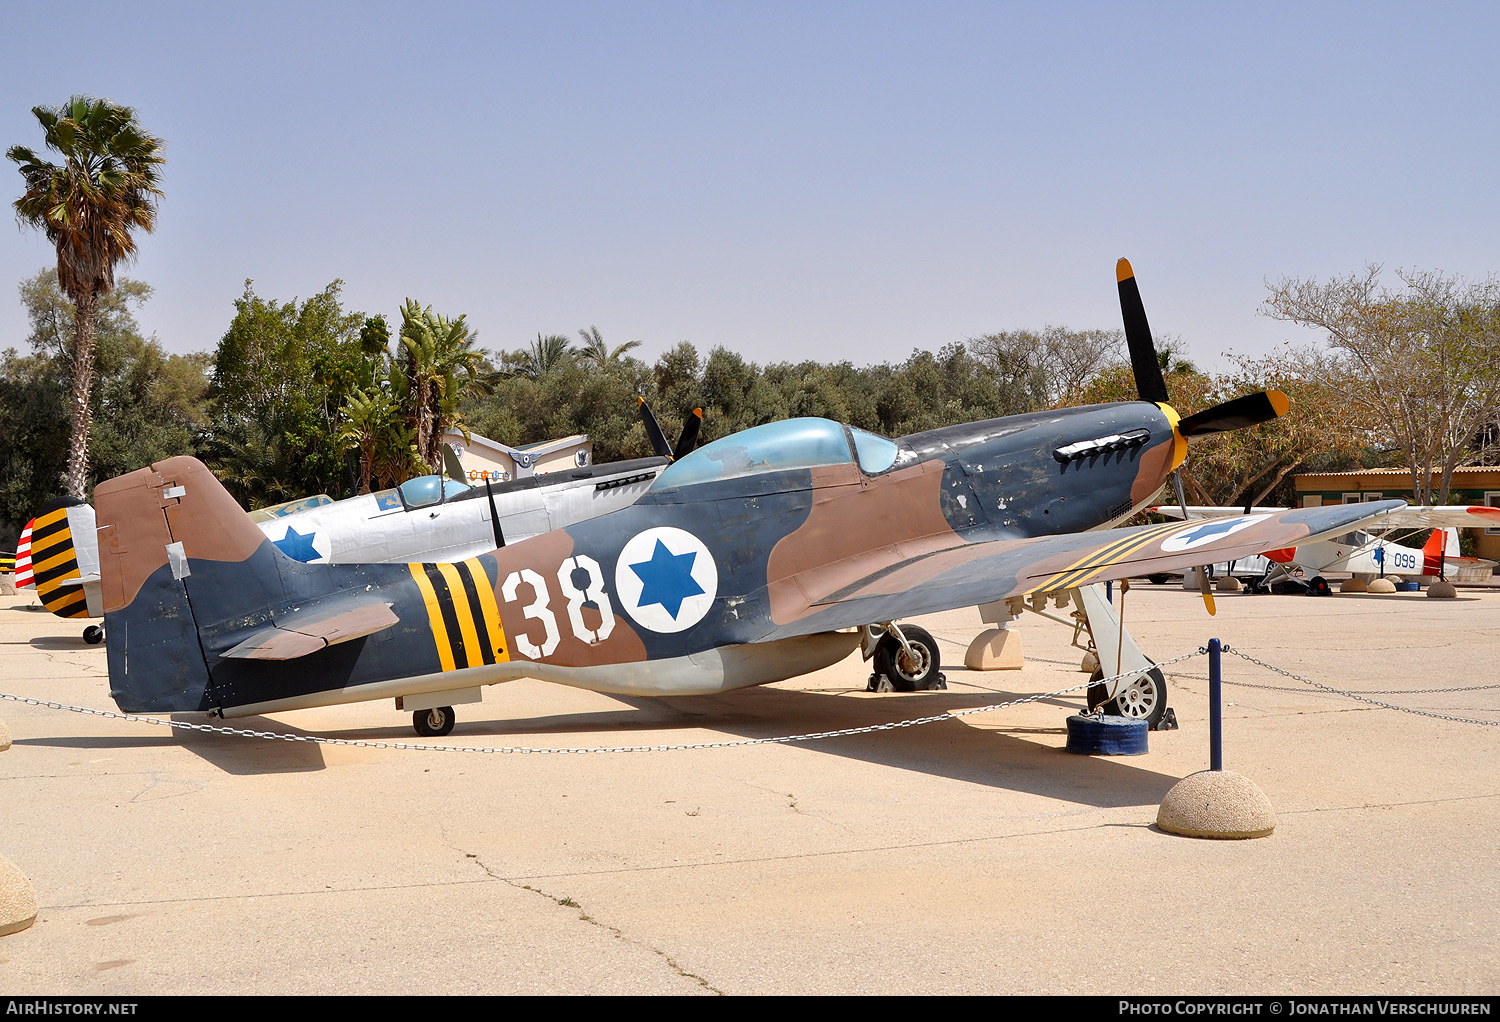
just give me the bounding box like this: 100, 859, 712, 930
1215, 576, 1242, 592
0, 718, 9, 752
1340, 577, 1368, 593
1157, 770, 1276, 839
1427, 580, 1458, 599
0, 858, 37, 936
1366, 578, 1398, 594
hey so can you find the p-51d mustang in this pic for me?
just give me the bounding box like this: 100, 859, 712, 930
94, 261, 1408, 735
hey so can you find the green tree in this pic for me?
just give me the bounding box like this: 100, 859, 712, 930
7, 96, 165, 498
204, 280, 364, 507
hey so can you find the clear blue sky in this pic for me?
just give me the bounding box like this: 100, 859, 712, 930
3, 1, 1497, 374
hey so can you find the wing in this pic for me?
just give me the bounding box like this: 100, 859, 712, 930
1153, 503, 1500, 531
761, 500, 1408, 640
222, 596, 399, 660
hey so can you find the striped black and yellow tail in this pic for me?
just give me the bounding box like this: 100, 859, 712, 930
27, 497, 98, 620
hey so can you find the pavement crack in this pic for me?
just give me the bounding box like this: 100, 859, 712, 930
509, 881, 722, 995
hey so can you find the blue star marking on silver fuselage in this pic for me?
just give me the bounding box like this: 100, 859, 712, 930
272, 526, 320, 562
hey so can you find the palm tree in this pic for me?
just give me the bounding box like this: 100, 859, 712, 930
509, 332, 575, 380
578, 325, 641, 367
398, 299, 487, 471
8, 96, 165, 498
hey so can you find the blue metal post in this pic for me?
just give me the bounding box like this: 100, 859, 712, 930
1208, 638, 1223, 771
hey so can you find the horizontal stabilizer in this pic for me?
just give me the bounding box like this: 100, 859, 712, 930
222, 599, 399, 661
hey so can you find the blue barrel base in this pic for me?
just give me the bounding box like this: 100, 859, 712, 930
1066, 713, 1149, 755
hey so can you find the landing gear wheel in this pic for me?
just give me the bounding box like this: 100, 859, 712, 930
1087, 659, 1167, 730
1147, 573, 1170, 585
873, 625, 941, 692
82, 625, 104, 645
1307, 575, 1332, 596
413, 706, 455, 737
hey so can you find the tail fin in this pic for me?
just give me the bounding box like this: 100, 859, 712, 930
26, 497, 95, 619
1422, 527, 1462, 576
96, 456, 283, 712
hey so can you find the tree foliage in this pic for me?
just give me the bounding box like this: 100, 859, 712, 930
1264, 266, 1500, 504
7, 96, 166, 497
0, 269, 207, 532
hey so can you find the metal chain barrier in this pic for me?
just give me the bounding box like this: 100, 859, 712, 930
1220, 645, 1500, 727
0, 652, 1206, 755
1, 642, 1492, 753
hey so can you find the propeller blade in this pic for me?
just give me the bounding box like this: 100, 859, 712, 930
637, 397, 673, 460
675, 408, 703, 458
1178, 390, 1290, 439
441, 445, 468, 484
1117, 258, 1170, 405
1173, 471, 1216, 616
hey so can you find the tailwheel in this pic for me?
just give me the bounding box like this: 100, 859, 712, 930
1087, 659, 1168, 729
413, 706, 456, 737
83, 625, 104, 645
872, 625, 943, 692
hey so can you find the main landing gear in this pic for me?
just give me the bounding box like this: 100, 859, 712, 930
867, 623, 946, 692
1087, 659, 1169, 730
413, 705, 456, 737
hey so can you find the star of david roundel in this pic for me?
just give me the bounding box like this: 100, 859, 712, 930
614, 527, 719, 633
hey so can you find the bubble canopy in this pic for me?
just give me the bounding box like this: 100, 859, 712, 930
650, 417, 900, 490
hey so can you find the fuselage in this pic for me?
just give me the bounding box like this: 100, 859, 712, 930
100, 404, 1183, 716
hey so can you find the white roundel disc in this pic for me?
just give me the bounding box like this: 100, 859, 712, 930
614, 527, 719, 633
1159, 513, 1273, 554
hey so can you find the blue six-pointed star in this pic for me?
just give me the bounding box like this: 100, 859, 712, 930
273, 526, 320, 562
629, 539, 704, 619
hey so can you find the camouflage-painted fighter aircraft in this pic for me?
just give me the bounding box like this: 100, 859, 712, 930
93, 261, 1408, 735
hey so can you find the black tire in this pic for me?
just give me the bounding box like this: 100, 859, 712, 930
413, 706, 455, 737
1087, 659, 1167, 729
1147, 573, 1170, 585
82, 625, 104, 645
1307, 575, 1332, 596
872, 625, 940, 692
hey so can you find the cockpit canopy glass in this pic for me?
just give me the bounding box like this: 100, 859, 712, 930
397, 474, 472, 509
650, 417, 899, 490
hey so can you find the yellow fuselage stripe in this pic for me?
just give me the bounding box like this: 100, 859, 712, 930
463, 558, 508, 663
408, 565, 456, 673
435, 562, 483, 669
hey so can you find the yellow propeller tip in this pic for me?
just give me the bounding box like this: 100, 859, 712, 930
1268, 390, 1290, 417
1116, 258, 1134, 283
